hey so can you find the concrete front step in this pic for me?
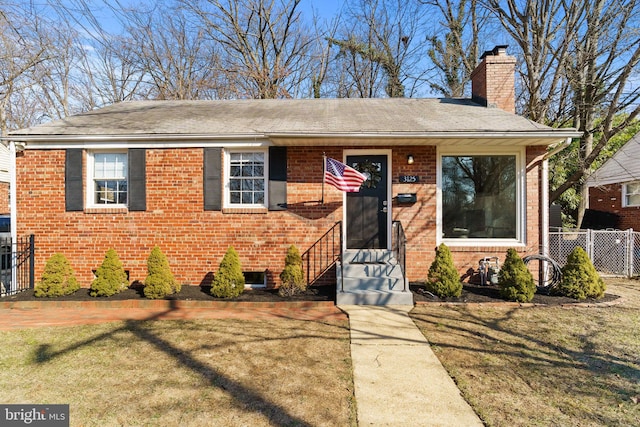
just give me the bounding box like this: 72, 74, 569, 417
341, 276, 405, 292
341, 262, 401, 277
336, 289, 414, 305
343, 249, 394, 264
337, 249, 413, 305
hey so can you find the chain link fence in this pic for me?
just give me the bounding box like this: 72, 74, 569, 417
549, 229, 640, 277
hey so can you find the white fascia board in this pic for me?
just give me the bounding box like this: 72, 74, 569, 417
4, 134, 271, 150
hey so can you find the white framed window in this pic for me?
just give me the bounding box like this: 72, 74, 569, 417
87, 151, 128, 208
438, 147, 525, 245
225, 150, 267, 208
623, 181, 640, 207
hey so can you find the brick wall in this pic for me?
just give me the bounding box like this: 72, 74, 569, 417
590, 185, 640, 230
17, 145, 544, 287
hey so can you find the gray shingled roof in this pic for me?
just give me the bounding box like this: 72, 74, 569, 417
586, 131, 640, 186
8, 98, 579, 147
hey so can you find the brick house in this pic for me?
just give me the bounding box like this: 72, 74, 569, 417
586, 131, 640, 230
6, 46, 579, 304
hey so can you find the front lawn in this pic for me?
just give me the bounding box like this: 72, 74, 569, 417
411, 278, 640, 426
0, 318, 355, 426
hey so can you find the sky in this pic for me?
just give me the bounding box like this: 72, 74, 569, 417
301, 0, 345, 21
43, 0, 348, 37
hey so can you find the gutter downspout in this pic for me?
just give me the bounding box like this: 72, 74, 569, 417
9, 140, 18, 293
540, 137, 573, 257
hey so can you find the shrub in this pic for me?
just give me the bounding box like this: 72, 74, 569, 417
498, 248, 536, 303
34, 253, 80, 298
143, 246, 180, 299
211, 246, 245, 298
425, 243, 462, 298
554, 246, 606, 300
90, 248, 128, 297
279, 245, 306, 297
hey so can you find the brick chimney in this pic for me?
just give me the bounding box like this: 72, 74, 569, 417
471, 45, 516, 113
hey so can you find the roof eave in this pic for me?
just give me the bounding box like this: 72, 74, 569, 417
3, 129, 581, 149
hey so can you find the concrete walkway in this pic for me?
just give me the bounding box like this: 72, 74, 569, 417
340, 305, 483, 427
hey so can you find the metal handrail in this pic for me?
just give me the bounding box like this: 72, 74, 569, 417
392, 221, 407, 291
301, 222, 343, 287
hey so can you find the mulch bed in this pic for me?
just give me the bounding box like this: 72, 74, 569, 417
411, 282, 621, 305
4, 282, 620, 306
4, 283, 336, 303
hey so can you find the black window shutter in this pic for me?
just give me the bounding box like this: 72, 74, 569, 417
128, 149, 146, 211
65, 149, 83, 212
204, 148, 222, 211
268, 146, 287, 210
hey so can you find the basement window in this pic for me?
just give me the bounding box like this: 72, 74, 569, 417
243, 271, 266, 288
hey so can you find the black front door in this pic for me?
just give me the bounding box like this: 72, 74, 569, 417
346, 155, 388, 249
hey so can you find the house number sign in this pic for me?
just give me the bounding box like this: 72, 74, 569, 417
399, 175, 419, 183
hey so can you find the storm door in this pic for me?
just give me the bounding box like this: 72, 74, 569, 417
346, 154, 389, 249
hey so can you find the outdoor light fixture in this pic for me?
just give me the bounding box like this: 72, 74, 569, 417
407, 154, 414, 165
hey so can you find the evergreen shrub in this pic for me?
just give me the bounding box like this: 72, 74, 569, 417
143, 246, 180, 299
553, 246, 606, 300
34, 253, 80, 298
211, 246, 245, 298
90, 248, 128, 297
498, 248, 536, 303
426, 243, 462, 298
278, 245, 306, 297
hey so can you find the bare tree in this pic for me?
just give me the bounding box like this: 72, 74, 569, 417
327, 0, 427, 98
550, 0, 640, 224
422, 0, 484, 97
181, 0, 312, 99
304, 9, 343, 99
46, 0, 149, 108
484, 0, 584, 122
486, 0, 640, 225
0, 5, 48, 132
76, 35, 147, 109
123, 3, 222, 100
32, 22, 85, 120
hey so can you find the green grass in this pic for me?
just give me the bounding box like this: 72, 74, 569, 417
0, 318, 355, 427
410, 278, 640, 427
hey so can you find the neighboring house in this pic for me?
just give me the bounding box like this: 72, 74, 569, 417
6, 46, 579, 304
586, 131, 640, 230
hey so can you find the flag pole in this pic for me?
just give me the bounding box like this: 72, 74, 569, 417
321, 153, 326, 205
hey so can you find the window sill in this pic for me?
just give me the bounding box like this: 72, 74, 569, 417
84, 207, 129, 214
441, 240, 526, 251
222, 207, 268, 214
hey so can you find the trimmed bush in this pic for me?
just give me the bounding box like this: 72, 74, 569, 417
426, 243, 462, 298
34, 253, 80, 298
554, 246, 606, 300
90, 248, 128, 297
279, 245, 306, 297
498, 248, 536, 303
211, 246, 245, 298
143, 246, 180, 299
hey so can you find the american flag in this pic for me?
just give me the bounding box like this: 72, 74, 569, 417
324, 157, 367, 192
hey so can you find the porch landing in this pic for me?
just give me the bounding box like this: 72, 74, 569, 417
336, 250, 413, 306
